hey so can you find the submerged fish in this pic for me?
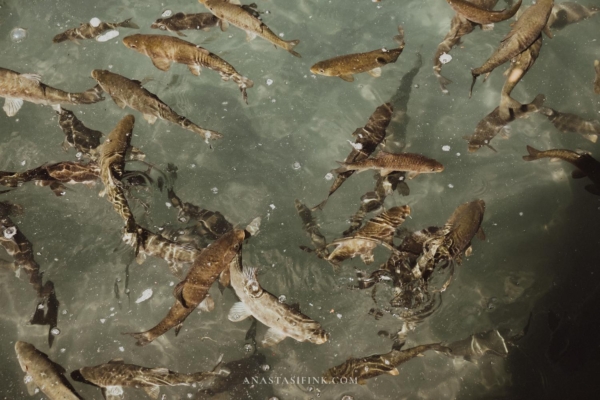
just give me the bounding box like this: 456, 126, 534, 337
228, 256, 328, 347
53, 18, 139, 43
470, 0, 553, 96
124, 228, 247, 346
335, 151, 444, 178
72, 357, 225, 400
518, 1, 600, 30
123, 34, 253, 103
595, 60, 600, 94
310, 26, 404, 82
323, 343, 449, 385
295, 199, 329, 258
57, 108, 103, 156
0, 67, 103, 116
91, 69, 222, 142
444, 330, 508, 362
15, 341, 81, 400
151, 12, 219, 36
199, 0, 301, 57
445, 0, 522, 25
522, 145, 600, 195
539, 107, 600, 143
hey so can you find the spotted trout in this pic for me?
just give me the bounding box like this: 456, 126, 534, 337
151, 12, 219, 36
91, 69, 222, 142
124, 228, 247, 346
53, 18, 139, 43
445, 0, 522, 24
311, 26, 404, 82
199, 0, 301, 57
539, 107, 600, 143
123, 34, 253, 103
335, 151, 444, 178
0, 67, 103, 116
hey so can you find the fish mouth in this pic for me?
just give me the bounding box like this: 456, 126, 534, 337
91, 70, 100, 80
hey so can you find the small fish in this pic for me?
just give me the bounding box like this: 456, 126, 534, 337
445, 0, 522, 25
522, 145, 600, 195
15, 341, 82, 400
199, 0, 301, 57
295, 199, 329, 258
443, 330, 508, 362
335, 151, 444, 178
311, 26, 405, 82
123, 34, 253, 103
228, 257, 328, 347
470, 0, 554, 96
539, 107, 600, 143
0, 67, 103, 117
91, 69, 222, 142
151, 12, 219, 36
72, 357, 226, 400
57, 108, 103, 156
124, 228, 247, 346
323, 343, 449, 385
518, 1, 600, 30
595, 60, 600, 94
53, 18, 139, 43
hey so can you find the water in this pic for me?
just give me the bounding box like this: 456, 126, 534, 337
1, 0, 600, 399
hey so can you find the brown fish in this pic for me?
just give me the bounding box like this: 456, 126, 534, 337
470, 0, 554, 96
522, 145, 600, 195
53, 18, 139, 43
444, 330, 508, 362
91, 69, 222, 142
335, 151, 444, 178
463, 94, 545, 152
123, 34, 253, 103
595, 60, 600, 94
0, 67, 103, 116
445, 0, 522, 24
310, 26, 404, 82
124, 228, 247, 346
295, 199, 329, 259
199, 0, 301, 57
539, 107, 600, 143
518, 1, 600, 30
151, 12, 219, 36
57, 108, 103, 156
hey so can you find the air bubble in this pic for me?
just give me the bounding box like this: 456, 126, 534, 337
3, 227, 17, 239
261, 364, 270, 371
278, 295, 286, 303
50, 328, 61, 335
292, 162, 301, 170
10, 28, 27, 43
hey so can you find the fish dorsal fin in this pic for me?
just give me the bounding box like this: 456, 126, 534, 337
108, 358, 125, 364
144, 385, 160, 399
173, 281, 188, 308
150, 57, 171, 72
339, 74, 354, 82
3, 97, 24, 117
228, 301, 252, 322
151, 367, 169, 375
262, 327, 287, 347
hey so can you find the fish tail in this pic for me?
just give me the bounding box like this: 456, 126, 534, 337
52, 33, 69, 43
523, 145, 542, 162
529, 94, 546, 110
284, 39, 301, 58
119, 18, 139, 29
70, 84, 104, 105
469, 71, 479, 98
181, 119, 223, 142
311, 198, 328, 212
233, 74, 253, 104
122, 331, 153, 346
583, 133, 599, 144
333, 161, 348, 174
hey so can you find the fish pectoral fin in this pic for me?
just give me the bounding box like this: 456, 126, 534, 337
367, 67, 382, 78
188, 64, 202, 76
338, 74, 354, 82
151, 57, 171, 72
51, 104, 62, 113
219, 268, 230, 287
20, 73, 42, 84
144, 385, 161, 399
108, 358, 125, 364
112, 96, 127, 109
476, 227, 486, 241
481, 23, 494, 31
543, 25, 553, 39
571, 169, 587, 179
465, 246, 473, 257
219, 19, 229, 32
228, 301, 252, 322
245, 30, 257, 41
406, 171, 420, 179
3, 97, 24, 117
585, 185, 600, 196
24, 375, 38, 395
388, 367, 400, 376
173, 281, 188, 307
262, 328, 287, 347
143, 114, 158, 124
198, 295, 215, 312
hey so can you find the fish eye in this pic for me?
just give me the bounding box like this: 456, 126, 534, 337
319, 68, 324, 73
130, 44, 137, 48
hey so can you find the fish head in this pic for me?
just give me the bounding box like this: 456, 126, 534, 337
74, 366, 104, 386
14, 341, 35, 372
429, 161, 445, 173
309, 62, 329, 76
90, 69, 108, 83
122, 34, 144, 51
219, 228, 247, 263
242, 266, 263, 298
150, 19, 168, 31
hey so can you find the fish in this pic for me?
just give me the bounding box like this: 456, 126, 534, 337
323, 343, 449, 384
443, 330, 508, 362
595, 60, 600, 94
470, 0, 554, 96
15, 341, 82, 400
57, 108, 103, 156
445, 0, 522, 25
312, 102, 393, 210
72, 357, 226, 400
198, 0, 301, 57
295, 199, 329, 258
228, 255, 328, 347
123, 34, 253, 103
53, 18, 139, 43
517, 1, 600, 31
310, 26, 404, 82
522, 145, 600, 195
463, 94, 545, 152
335, 151, 444, 178
539, 107, 600, 143
91, 69, 222, 142
124, 228, 247, 346
151, 12, 219, 36
0, 67, 104, 116
326, 206, 411, 266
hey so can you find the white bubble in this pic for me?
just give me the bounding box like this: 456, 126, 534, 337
324, 172, 333, 181
3, 227, 17, 239
96, 30, 119, 42
162, 10, 173, 17
439, 52, 452, 64
266, 79, 273, 86
292, 162, 301, 170
336, 313, 342, 319
90, 17, 101, 27
100, 319, 106, 324
60, 348, 66, 353
211, 187, 218, 194
135, 289, 153, 303
50, 328, 61, 335
442, 145, 451, 151
347, 140, 363, 150
448, 184, 454, 188
10, 28, 27, 43
165, 202, 172, 209
20, 160, 26, 166
519, 212, 523, 216
278, 295, 286, 303
119, 346, 125, 352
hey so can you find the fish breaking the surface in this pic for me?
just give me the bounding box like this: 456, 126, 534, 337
151, 12, 219, 36
53, 18, 139, 43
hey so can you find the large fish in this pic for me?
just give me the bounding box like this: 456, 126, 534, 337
15, 341, 81, 400
539, 107, 600, 143
124, 228, 247, 346
57, 108, 103, 156
470, 0, 554, 96
445, 0, 522, 24
53, 18, 139, 43
595, 60, 600, 94
151, 12, 219, 36
522, 145, 600, 195
198, 0, 301, 57
0, 67, 103, 116
310, 27, 404, 82
72, 357, 226, 400
335, 151, 444, 178
228, 255, 328, 347
123, 34, 253, 103
91, 69, 222, 142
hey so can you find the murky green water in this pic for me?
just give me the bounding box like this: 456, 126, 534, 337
1, 0, 600, 399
